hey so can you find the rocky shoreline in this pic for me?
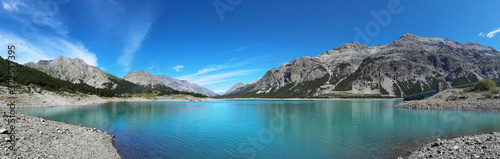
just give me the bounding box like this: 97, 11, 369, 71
395, 88, 500, 158
395, 89, 500, 112
401, 132, 500, 158
0, 109, 121, 158
0, 86, 217, 108
395, 101, 500, 112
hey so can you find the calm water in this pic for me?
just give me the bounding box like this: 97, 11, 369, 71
18, 100, 500, 158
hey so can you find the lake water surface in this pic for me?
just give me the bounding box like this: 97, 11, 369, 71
19, 100, 500, 158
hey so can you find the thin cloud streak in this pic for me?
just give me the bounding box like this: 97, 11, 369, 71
178, 56, 267, 81
2, 0, 18, 11
117, 21, 152, 71
220, 46, 249, 55
486, 28, 500, 38
190, 69, 260, 86
479, 28, 500, 38
172, 65, 185, 72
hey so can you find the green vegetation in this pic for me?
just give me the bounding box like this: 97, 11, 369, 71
485, 92, 494, 98
0, 57, 205, 98
337, 63, 351, 69
396, 77, 440, 97
0, 57, 117, 97
451, 74, 479, 87
464, 78, 497, 93
334, 73, 358, 91
104, 73, 145, 93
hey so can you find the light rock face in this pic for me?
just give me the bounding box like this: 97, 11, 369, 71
154, 75, 218, 97
225, 82, 247, 95
232, 33, 500, 98
123, 70, 167, 89
25, 56, 111, 89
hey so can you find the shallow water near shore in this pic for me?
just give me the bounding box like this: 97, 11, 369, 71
18, 100, 500, 158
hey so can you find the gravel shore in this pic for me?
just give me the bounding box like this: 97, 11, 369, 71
0, 109, 121, 158
395, 89, 500, 112
395, 89, 500, 158
402, 132, 500, 159
0, 86, 217, 108
395, 101, 500, 112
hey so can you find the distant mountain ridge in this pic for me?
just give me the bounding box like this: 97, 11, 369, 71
154, 75, 218, 97
25, 56, 145, 93
225, 33, 500, 98
224, 82, 246, 95
25, 56, 217, 95
123, 70, 174, 91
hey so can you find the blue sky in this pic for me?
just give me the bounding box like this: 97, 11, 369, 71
1, 0, 499, 93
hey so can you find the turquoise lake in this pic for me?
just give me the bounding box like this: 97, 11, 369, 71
19, 100, 500, 158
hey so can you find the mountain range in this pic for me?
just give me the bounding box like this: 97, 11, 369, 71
25, 56, 145, 93
22, 33, 500, 98
25, 56, 218, 96
225, 33, 500, 98
153, 75, 218, 97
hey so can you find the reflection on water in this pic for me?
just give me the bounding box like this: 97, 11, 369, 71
18, 100, 500, 158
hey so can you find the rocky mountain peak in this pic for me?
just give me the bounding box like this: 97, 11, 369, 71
25, 56, 110, 88
72, 58, 87, 65
336, 42, 369, 51
55, 55, 68, 61
123, 70, 166, 89
225, 82, 247, 95
399, 33, 417, 40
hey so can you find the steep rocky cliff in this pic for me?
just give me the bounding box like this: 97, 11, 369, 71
25, 56, 145, 93
227, 33, 500, 98
25, 56, 111, 89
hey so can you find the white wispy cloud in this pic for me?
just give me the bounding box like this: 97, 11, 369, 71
189, 70, 259, 86
148, 65, 156, 70
479, 28, 500, 38
104, 1, 157, 73
117, 21, 152, 71
2, 0, 18, 11
220, 46, 249, 55
1, 0, 69, 36
172, 65, 184, 72
486, 28, 500, 38
0, 0, 97, 65
0, 31, 99, 66
179, 57, 266, 81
